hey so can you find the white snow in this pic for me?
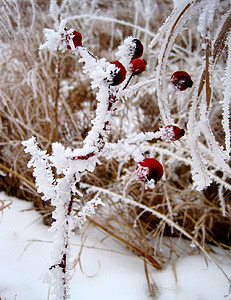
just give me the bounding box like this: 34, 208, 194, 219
1, 192, 231, 300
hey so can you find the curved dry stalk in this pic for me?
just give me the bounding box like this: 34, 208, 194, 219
0, 162, 36, 191
86, 216, 162, 270
82, 183, 231, 283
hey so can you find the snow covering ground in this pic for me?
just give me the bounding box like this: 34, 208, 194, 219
0, 192, 231, 300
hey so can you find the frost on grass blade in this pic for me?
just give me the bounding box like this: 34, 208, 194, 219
197, 0, 219, 38
172, 0, 194, 10
222, 33, 231, 154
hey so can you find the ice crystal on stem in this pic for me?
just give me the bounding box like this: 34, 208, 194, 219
24, 23, 122, 300
23, 19, 151, 299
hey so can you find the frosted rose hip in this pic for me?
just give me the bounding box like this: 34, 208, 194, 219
171, 71, 193, 91
131, 59, 147, 75
135, 158, 164, 185
108, 61, 126, 86
131, 38, 144, 60
66, 30, 82, 49
162, 125, 185, 141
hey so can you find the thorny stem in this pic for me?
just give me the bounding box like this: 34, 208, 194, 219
54, 55, 61, 142
50, 52, 131, 297
49, 59, 125, 297
43, 34, 145, 299
57, 89, 121, 298
49, 192, 74, 299
46, 43, 128, 299
60, 192, 74, 298
70, 89, 120, 160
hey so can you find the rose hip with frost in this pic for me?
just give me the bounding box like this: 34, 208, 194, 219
171, 71, 193, 91
162, 125, 185, 141
107, 60, 126, 86
131, 38, 143, 60
135, 158, 164, 186
65, 29, 82, 49
131, 59, 147, 75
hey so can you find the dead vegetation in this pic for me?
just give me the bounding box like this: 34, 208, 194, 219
0, 1, 230, 292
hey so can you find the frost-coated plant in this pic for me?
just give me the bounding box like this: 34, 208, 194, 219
151, 0, 230, 190
20, 0, 231, 298
22, 19, 182, 299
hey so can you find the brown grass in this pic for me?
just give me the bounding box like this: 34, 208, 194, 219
0, 1, 230, 289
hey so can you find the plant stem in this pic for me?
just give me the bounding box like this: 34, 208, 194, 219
54, 55, 61, 142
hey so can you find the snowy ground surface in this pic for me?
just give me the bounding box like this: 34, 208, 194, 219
0, 192, 231, 300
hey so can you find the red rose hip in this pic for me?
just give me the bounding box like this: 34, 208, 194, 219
66, 30, 82, 49
135, 158, 164, 186
162, 125, 185, 141
171, 71, 193, 91
131, 38, 144, 60
131, 59, 147, 75
108, 60, 126, 86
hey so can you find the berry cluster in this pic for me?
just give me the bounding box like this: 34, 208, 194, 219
63, 28, 187, 189
106, 38, 147, 87
129, 38, 147, 75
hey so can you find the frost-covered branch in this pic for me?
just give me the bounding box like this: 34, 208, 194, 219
22, 1, 231, 298
24, 21, 165, 299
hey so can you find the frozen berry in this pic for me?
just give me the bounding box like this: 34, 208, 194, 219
162, 125, 185, 141
131, 59, 147, 75
131, 39, 143, 60
135, 158, 164, 186
108, 61, 126, 86
171, 71, 193, 91
66, 30, 82, 49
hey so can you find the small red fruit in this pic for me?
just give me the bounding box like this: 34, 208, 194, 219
108, 61, 126, 86
131, 59, 147, 75
131, 39, 143, 60
66, 30, 82, 49
171, 71, 193, 91
162, 125, 185, 141
135, 158, 164, 185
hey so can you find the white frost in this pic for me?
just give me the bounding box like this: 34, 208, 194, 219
172, 0, 194, 10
